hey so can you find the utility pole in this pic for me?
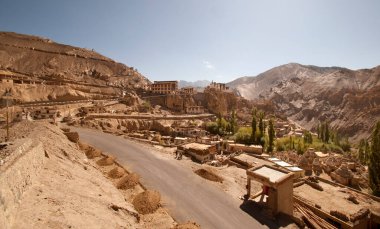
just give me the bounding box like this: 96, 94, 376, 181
6, 98, 9, 141
3, 89, 12, 142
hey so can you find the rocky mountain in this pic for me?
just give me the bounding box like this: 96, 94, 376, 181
0, 32, 150, 88
178, 80, 210, 89
0, 32, 150, 102
228, 63, 380, 142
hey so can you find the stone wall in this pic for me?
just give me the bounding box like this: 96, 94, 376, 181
0, 139, 45, 228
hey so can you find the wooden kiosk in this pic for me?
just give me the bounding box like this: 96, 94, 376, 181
246, 165, 294, 216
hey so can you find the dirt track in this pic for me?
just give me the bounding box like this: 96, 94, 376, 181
73, 127, 272, 229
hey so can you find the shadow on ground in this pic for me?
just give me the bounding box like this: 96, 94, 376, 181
240, 200, 297, 229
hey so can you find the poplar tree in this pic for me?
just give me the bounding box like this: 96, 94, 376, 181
358, 139, 365, 164
320, 122, 325, 142
369, 121, 380, 196
251, 115, 257, 144
268, 119, 275, 152
324, 122, 330, 143
230, 110, 237, 134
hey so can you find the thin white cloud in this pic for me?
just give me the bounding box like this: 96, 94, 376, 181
203, 60, 215, 69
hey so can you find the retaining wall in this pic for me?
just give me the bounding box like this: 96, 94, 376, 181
0, 139, 45, 229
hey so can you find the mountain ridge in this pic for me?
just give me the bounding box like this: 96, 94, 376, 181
178, 80, 210, 88
0, 31, 150, 88
227, 63, 380, 142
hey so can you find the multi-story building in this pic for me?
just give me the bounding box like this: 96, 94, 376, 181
180, 87, 195, 94
150, 81, 178, 94
206, 81, 230, 91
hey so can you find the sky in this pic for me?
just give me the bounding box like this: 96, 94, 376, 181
0, 0, 379, 82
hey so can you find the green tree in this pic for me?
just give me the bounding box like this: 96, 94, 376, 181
217, 112, 222, 128
251, 115, 257, 144
218, 117, 228, 135
365, 140, 370, 163
324, 122, 330, 143
230, 110, 237, 134
369, 121, 380, 196
297, 139, 304, 155
303, 131, 313, 145
340, 137, 351, 152
252, 107, 257, 117
358, 139, 366, 164
333, 131, 341, 146
205, 122, 219, 135
235, 127, 252, 145
257, 111, 265, 146
320, 122, 325, 142
268, 119, 275, 153
258, 111, 264, 135
289, 136, 295, 150
317, 123, 320, 139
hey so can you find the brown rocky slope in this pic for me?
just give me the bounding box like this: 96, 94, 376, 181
228, 63, 380, 142
0, 31, 150, 102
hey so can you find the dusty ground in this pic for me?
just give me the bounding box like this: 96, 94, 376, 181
1, 121, 138, 228
0, 121, 178, 228
83, 149, 176, 229
147, 144, 264, 201
294, 182, 380, 216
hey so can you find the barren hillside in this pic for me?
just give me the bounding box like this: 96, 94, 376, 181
0, 32, 150, 102
228, 63, 380, 142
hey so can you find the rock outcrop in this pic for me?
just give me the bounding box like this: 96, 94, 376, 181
228, 63, 380, 142
0, 32, 150, 102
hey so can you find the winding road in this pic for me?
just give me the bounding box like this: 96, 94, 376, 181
73, 127, 273, 229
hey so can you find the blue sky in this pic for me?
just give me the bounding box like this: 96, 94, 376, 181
0, 0, 379, 82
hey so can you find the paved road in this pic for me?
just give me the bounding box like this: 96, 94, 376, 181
74, 127, 270, 229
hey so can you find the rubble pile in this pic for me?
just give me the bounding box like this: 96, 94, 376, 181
96, 155, 115, 166
194, 168, 223, 183
132, 190, 161, 214
331, 163, 354, 186
116, 173, 140, 190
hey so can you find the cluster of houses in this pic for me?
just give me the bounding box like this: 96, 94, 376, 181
126, 128, 264, 163
145, 80, 233, 115
147, 80, 231, 95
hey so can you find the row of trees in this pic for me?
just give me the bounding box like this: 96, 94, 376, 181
358, 139, 371, 164
317, 121, 330, 143
250, 109, 275, 153
206, 111, 238, 136
212, 108, 275, 153
369, 121, 380, 196
353, 121, 380, 197
358, 121, 380, 196
316, 121, 351, 152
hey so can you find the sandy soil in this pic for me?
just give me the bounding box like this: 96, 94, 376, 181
1, 121, 139, 228
80, 145, 176, 229
1, 121, 177, 228
294, 182, 379, 216
145, 143, 264, 201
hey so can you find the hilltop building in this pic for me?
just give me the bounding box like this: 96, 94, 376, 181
150, 81, 178, 94
206, 81, 230, 91
180, 87, 195, 94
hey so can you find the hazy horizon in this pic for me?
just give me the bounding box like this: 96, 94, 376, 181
1, 0, 379, 82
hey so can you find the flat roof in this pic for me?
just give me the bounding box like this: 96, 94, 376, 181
294, 180, 380, 216
233, 153, 257, 165
182, 142, 211, 150
274, 161, 292, 167
286, 166, 303, 172
229, 143, 262, 148
153, 81, 178, 83
251, 166, 288, 183
269, 157, 280, 161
